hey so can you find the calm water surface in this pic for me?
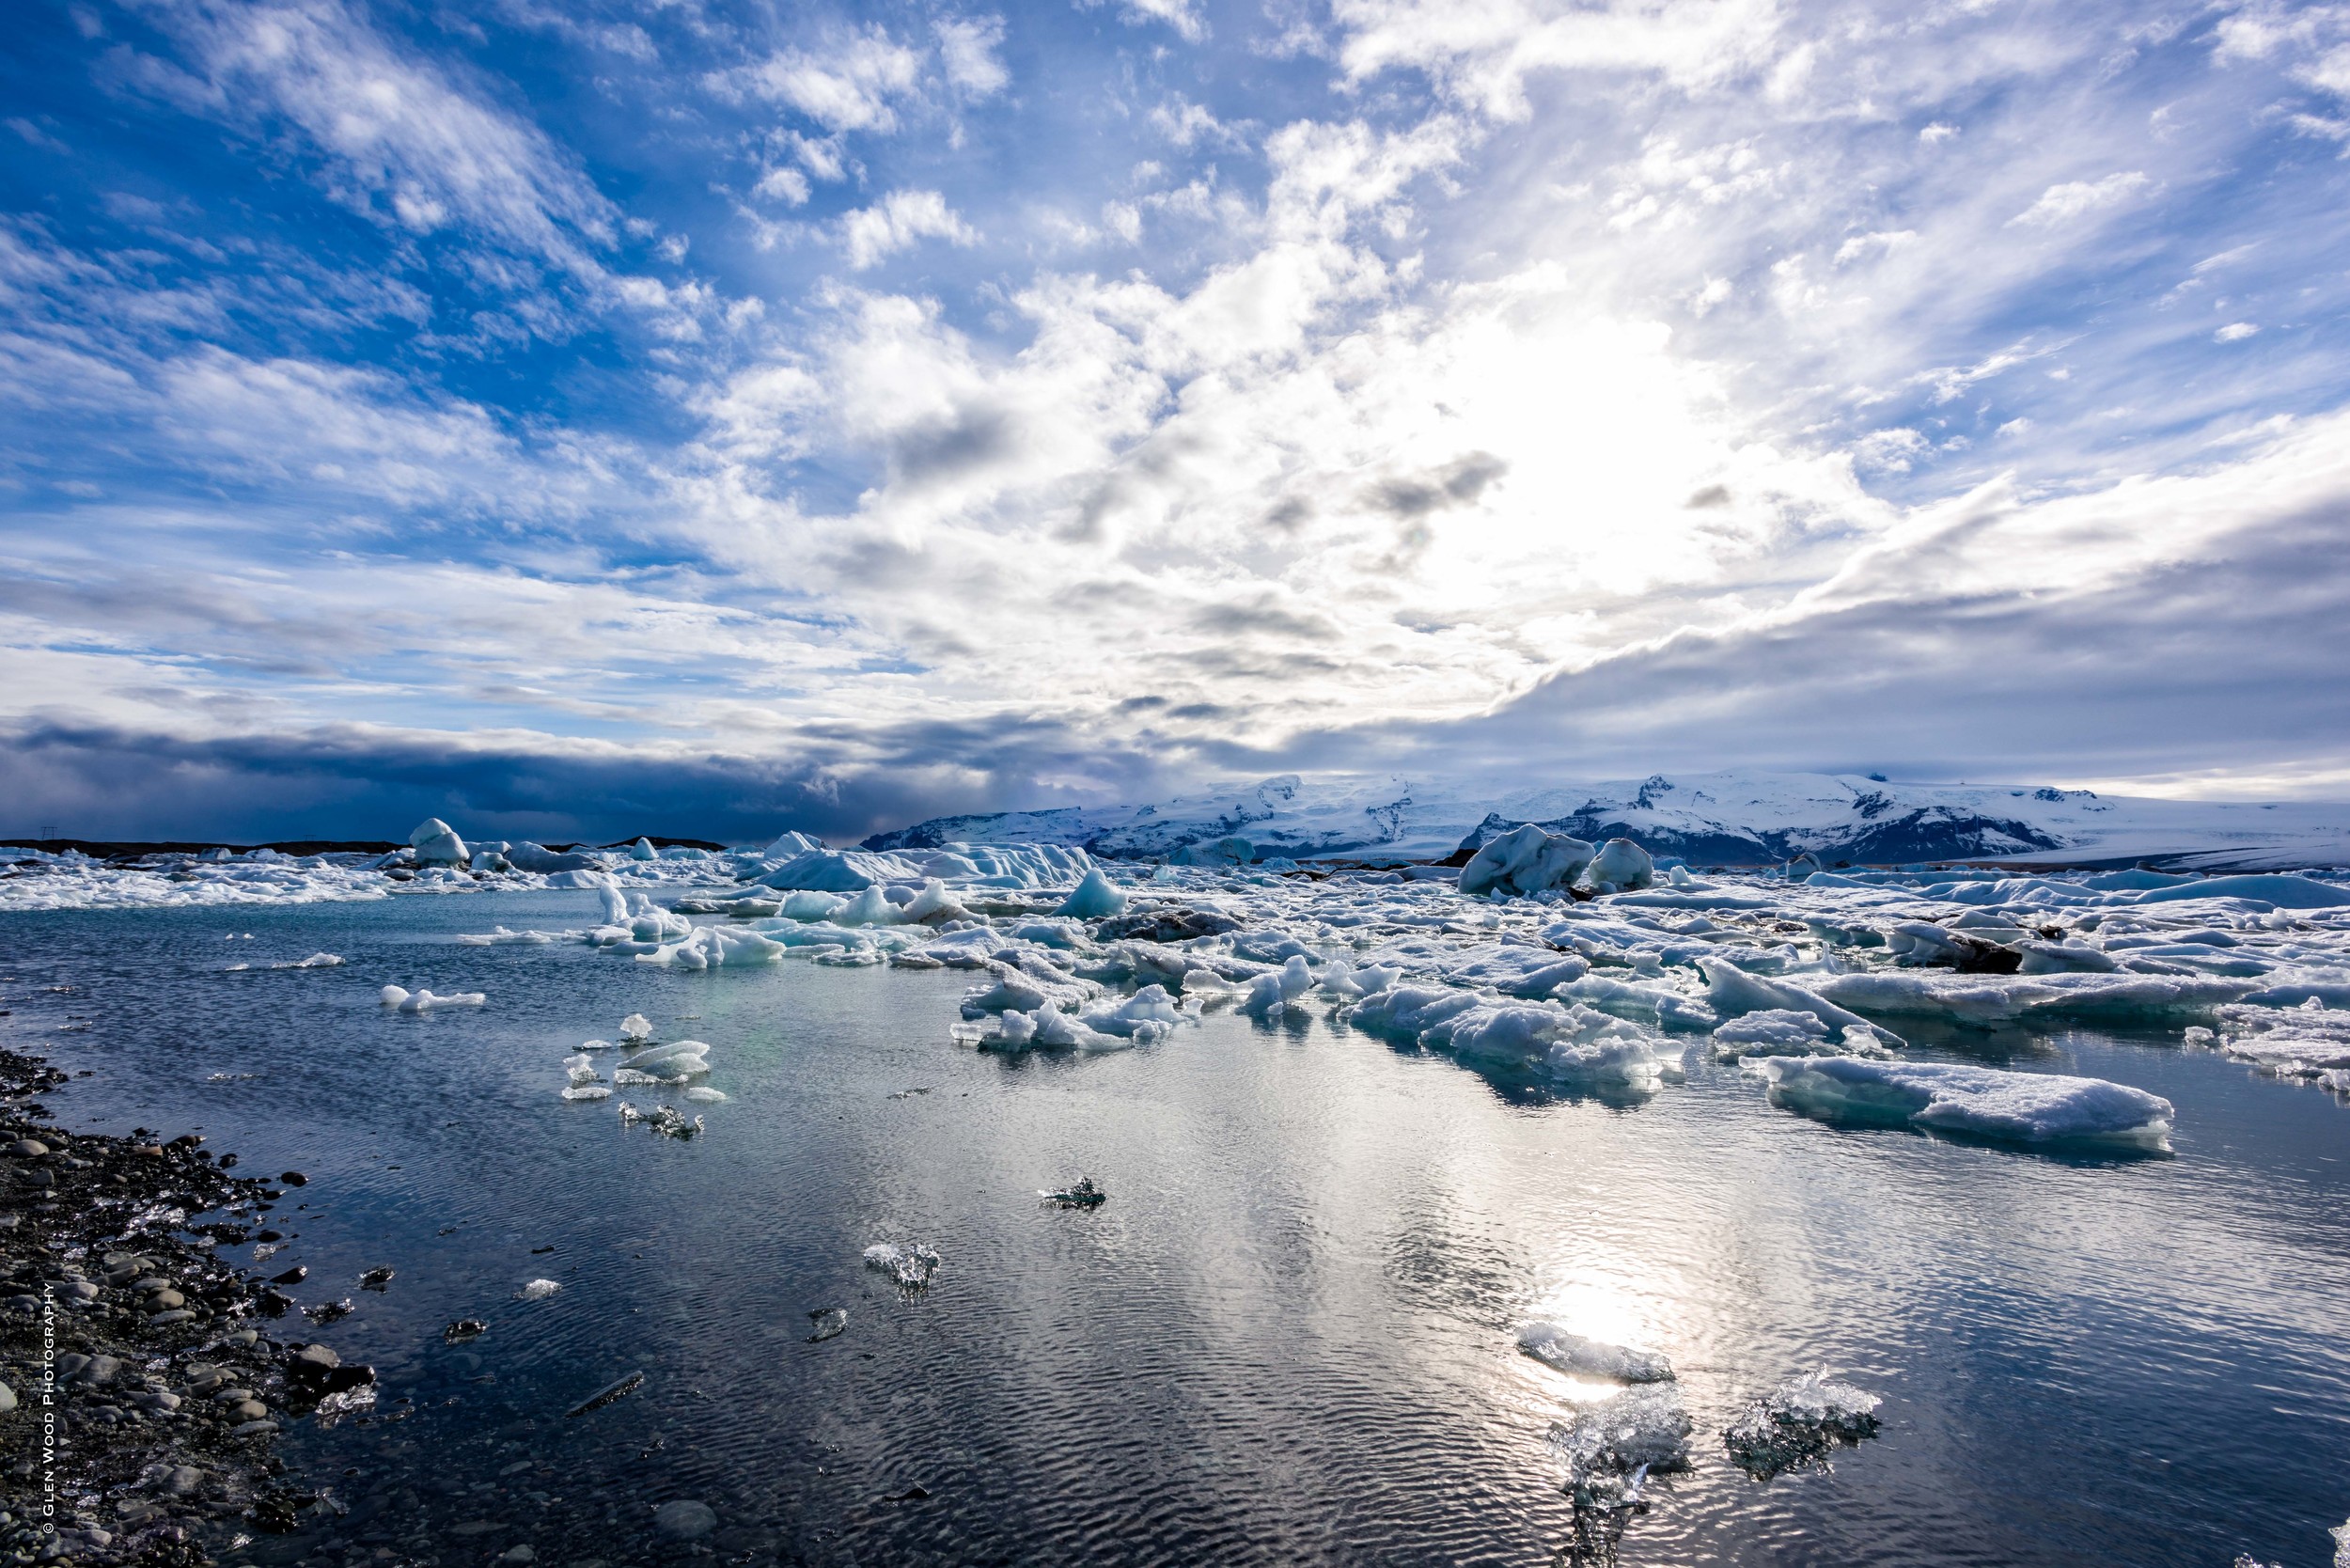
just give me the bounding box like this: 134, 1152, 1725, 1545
9, 890, 2350, 1566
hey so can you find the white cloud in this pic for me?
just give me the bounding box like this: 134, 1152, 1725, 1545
2216, 321, 2259, 341
935, 16, 1010, 97
754, 166, 812, 206
840, 190, 979, 269
2006, 171, 2150, 227
727, 27, 926, 133
120, 0, 618, 275
1095, 0, 1208, 44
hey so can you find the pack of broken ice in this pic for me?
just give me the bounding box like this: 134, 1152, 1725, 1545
429, 812, 2350, 1154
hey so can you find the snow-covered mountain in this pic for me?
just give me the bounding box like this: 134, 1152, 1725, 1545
863, 772, 2350, 870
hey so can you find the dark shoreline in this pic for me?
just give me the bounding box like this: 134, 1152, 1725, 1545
0, 1047, 372, 1565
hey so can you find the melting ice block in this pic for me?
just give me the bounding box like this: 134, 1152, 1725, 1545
1517, 1323, 1674, 1383
379, 985, 485, 1013
1760, 1057, 2175, 1151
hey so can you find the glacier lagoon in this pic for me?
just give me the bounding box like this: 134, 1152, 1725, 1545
9, 860, 2350, 1566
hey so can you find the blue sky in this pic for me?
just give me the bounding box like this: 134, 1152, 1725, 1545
5, 0, 2350, 841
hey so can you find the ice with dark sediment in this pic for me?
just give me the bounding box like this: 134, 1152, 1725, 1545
1722, 1371, 1884, 1478
863, 1242, 941, 1289
1546, 1384, 1693, 1503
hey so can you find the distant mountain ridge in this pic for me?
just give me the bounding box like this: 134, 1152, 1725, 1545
863, 771, 2350, 870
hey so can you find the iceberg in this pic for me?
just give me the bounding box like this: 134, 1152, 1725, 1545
1812, 969, 2254, 1027
1699, 959, 1894, 1044
408, 818, 468, 865
1055, 866, 1129, 919
505, 841, 598, 873
2130, 874, 2350, 909
1459, 824, 1595, 898
1585, 838, 1655, 892
750, 848, 924, 892
1759, 1056, 2175, 1151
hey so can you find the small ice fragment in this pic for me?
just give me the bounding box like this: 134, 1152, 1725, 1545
515, 1278, 561, 1301
806, 1307, 848, 1342
863, 1241, 942, 1289
620, 1013, 653, 1042
1517, 1323, 1675, 1383
564, 1370, 643, 1418
380, 985, 408, 1007
562, 1053, 600, 1084
1760, 1056, 2175, 1151
1722, 1371, 1882, 1479
442, 1319, 487, 1342
682, 1087, 727, 1103
560, 1085, 612, 1101
1043, 1177, 1107, 1209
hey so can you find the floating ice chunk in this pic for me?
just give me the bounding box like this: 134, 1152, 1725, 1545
288, 951, 343, 968
1701, 958, 1894, 1043
1517, 1323, 1674, 1383
1347, 984, 1485, 1040
620, 1013, 653, 1042
628, 838, 657, 861
772, 889, 847, 921
1585, 838, 1655, 892
560, 1084, 612, 1101
516, 1278, 562, 1300
457, 926, 561, 947
380, 985, 486, 1013
982, 1007, 1134, 1052
1722, 1371, 1882, 1478
682, 1086, 727, 1103
636, 923, 787, 968
2017, 940, 2119, 974
1243, 954, 1317, 1014
1760, 1057, 2175, 1151
830, 885, 905, 927
1460, 824, 1595, 898
2131, 874, 2350, 909
561, 1053, 600, 1084
750, 848, 924, 892
1811, 969, 2253, 1027
618, 1101, 701, 1137
409, 818, 468, 865
901, 879, 970, 923
863, 1241, 941, 1289
1055, 866, 1129, 919
620, 1040, 711, 1079
1079, 983, 1183, 1039
2203, 1004, 2350, 1088
1710, 1009, 1830, 1059
1547, 1385, 1691, 1502
506, 841, 599, 873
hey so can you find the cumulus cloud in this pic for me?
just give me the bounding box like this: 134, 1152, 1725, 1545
839, 190, 979, 269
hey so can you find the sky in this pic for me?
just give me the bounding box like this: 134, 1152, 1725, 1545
5, 0, 2350, 843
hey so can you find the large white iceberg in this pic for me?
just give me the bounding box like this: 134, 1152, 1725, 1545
750, 848, 925, 891
408, 818, 468, 865
1458, 824, 1594, 898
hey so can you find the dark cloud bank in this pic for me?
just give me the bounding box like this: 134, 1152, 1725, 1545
11, 495, 2349, 846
